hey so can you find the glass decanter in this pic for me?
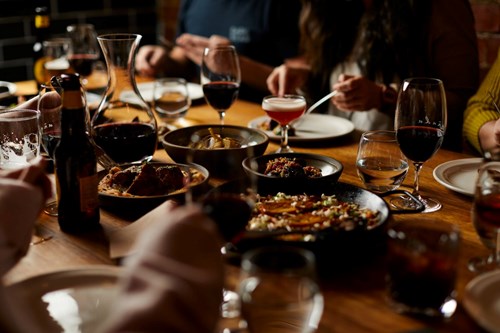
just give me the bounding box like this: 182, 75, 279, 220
91, 33, 157, 165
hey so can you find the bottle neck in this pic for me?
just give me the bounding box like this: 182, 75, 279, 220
61, 90, 88, 138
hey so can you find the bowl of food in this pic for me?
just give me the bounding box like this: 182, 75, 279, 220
242, 152, 343, 191
98, 161, 209, 217
161, 125, 269, 178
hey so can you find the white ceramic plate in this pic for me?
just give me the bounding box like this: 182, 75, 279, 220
432, 158, 483, 196
0, 81, 16, 99
463, 270, 500, 333
120, 81, 204, 103
248, 114, 355, 142
5, 266, 121, 333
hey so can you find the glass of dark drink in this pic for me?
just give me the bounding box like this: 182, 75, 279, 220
153, 77, 191, 129
262, 95, 306, 153
469, 160, 500, 272
386, 220, 460, 318
66, 24, 100, 85
394, 78, 447, 213
38, 82, 62, 216
201, 45, 241, 125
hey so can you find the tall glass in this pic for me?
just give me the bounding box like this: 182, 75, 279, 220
91, 34, 157, 165
262, 95, 306, 153
201, 45, 241, 125
469, 160, 500, 272
394, 78, 447, 213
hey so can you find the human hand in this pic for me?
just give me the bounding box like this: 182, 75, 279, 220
332, 74, 383, 112
135, 45, 169, 77
266, 64, 310, 96
176, 33, 231, 66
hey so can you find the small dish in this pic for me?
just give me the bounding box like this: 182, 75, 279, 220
242, 152, 343, 191
433, 158, 483, 196
98, 162, 209, 215
463, 270, 500, 333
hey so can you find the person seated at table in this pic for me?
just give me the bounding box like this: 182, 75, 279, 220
266, 0, 479, 152
135, 0, 302, 102
463, 49, 500, 155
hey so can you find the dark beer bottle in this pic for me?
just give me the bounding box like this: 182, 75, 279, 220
54, 73, 100, 233
33, 5, 51, 86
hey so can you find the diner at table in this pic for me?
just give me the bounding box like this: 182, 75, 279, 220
0, 65, 497, 332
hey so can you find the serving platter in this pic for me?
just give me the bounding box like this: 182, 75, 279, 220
98, 162, 209, 216
5, 266, 121, 333
208, 178, 390, 272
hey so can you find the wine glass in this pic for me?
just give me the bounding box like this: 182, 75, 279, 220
262, 95, 306, 153
38, 82, 62, 216
469, 160, 500, 272
238, 246, 324, 333
153, 77, 191, 131
393, 78, 447, 213
66, 24, 100, 85
201, 45, 241, 125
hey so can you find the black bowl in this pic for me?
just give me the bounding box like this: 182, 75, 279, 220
161, 125, 269, 179
242, 152, 343, 192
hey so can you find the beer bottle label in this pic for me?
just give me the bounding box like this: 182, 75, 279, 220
79, 174, 99, 211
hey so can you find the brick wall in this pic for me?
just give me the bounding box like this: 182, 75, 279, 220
0, 0, 158, 83
470, 0, 500, 80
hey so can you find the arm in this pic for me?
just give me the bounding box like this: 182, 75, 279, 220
463, 49, 500, 154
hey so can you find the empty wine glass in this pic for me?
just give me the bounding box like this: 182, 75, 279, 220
262, 95, 306, 153
393, 78, 447, 213
38, 82, 62, 216
201, 45, 241, 125
66, 24, 100, 85
469, 160, 500, 272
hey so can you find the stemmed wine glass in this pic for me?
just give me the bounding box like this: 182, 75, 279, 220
66, 24, 100, 85
201, 45, 241, 125
38, 82, 62, 216
394, 78, 447, 213
469, 160, 500, 272
262, 94, 306, 153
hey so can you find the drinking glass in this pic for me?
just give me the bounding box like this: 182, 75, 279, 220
38, 83, 62, 216
0, 109, 40, 170
66, 24, 100, 85
356, 130, 409, 193
201, 45, 241, 125
153, 77, 191, 130
386, 220, 460, 318
42, 38, 71, 81
238, 246, 324, 333
394, 78, 447, 213
469, 160, 500, 272
262, 95, 306, 153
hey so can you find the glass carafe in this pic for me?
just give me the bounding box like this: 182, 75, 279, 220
91, 34, 157, 165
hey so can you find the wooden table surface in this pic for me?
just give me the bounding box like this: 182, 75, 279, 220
4, 80, 490, 333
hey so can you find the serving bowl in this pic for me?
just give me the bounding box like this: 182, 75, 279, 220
161, 125, 269, 178
98, 161, 209, 218
242, 152, 343, 192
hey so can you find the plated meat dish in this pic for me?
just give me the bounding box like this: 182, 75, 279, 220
248, 192, 380, 237
264, 157, 322, 178
99, 163, 204, 197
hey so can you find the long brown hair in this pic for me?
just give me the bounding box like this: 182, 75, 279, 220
300, 0, 431, 100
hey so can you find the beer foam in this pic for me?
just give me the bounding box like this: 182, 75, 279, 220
262, 97, 306, 112
44, 58, 70, 70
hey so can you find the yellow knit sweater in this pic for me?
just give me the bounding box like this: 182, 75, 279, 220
463, 49, 500, 154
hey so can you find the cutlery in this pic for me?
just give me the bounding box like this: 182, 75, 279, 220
487, 91, 500, 114
291, 90, 338, 127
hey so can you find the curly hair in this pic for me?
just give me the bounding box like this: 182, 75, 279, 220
300, 0, 431, 100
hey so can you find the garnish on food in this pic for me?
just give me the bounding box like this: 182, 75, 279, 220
190, 127, 242, 149
264, 157, 322, 178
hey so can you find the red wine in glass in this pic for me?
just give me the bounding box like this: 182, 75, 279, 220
92, 122, 157, 164
68, 53, 99, 77
202, 81, 239, 111
396, 126, 444, 162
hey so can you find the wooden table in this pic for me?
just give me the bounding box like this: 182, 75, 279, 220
4, 83, 489, 333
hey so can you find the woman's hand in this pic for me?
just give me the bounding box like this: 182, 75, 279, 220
266, 64, 310, 96
332, 74, 383, 111
135, 45, 169, 77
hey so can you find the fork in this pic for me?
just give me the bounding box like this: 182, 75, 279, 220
92, 141, 117, 170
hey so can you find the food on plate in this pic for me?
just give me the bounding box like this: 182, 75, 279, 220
247, 192, 379, 240
98, 163, 204, 197
264, 156, 322, 178
190, 127, 243, 149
